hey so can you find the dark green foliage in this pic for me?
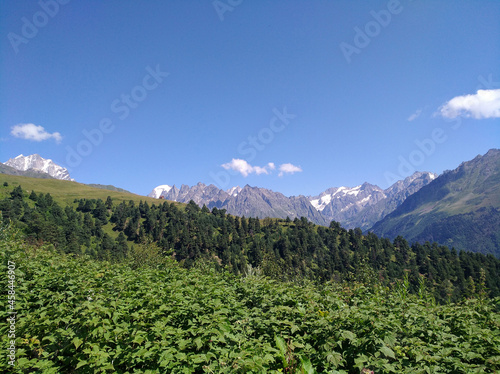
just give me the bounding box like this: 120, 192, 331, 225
10, 185, 24, 200
2, 186, 500, 303
105, 196, 113, 210
28, 190, 37, 201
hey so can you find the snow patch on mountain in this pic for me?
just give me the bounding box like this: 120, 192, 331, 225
359, 195, 372, 204
227, 186, 242, 197
308, 172, 438, 230
310, 194, 333, 211
148, 185, 173, 199
346, 185, 362, 196
310, 185, 371, 211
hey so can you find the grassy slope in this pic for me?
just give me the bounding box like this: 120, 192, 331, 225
0, 174, 176, 207
0, 175, 186, 242
85, 184, 132, 194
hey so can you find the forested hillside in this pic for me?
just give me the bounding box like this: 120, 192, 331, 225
371, 149, 500, 257
1, 181, 500, 303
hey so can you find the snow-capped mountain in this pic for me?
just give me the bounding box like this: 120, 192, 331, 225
151, 183, 234, 207
149, 185, 173, 199
149, 184, 243, 202
4, 154, 74, 181
308, 172, 438, 230
148, 183, 328, 225
310, 183, 387, 214
148, 172, 437, 228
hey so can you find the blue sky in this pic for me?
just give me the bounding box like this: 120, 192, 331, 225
1, 0, 499, 197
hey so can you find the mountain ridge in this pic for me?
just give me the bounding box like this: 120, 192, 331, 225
1, 153, 437, 228
148, 171, 437, 227
371, 149, 500, 256
3, 149, 499, 255
0, 162, 56, 179
149, 183, 330, 225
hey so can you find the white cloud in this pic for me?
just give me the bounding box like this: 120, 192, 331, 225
11, 123, 62, 143
278, 163, 302, 177
407, 109, 422, 122
221, 159, 302, 178
438, 89, 500, 119
222, 159, 275, 177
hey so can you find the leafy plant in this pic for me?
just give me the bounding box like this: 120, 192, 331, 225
1, 221, 499, 373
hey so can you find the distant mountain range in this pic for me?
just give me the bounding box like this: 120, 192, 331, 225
308, 171, 437, 230
149, 183, 329, 225
148, 171, 437, 228
3, 154, 73, 181
371, 149, 500, 257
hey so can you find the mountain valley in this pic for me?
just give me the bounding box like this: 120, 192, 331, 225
3, 150, 499, 256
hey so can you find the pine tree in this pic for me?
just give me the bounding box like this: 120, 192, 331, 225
10, 185, 24, 200
114, 232, 129, 260
29, 190, 38, 201
93, 200, 108, 225
105, 196, 113, 210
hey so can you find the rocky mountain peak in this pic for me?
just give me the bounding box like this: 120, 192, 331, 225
4, 154, 74, 181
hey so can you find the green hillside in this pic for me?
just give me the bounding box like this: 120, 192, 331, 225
0, 174, 167, 207
371, 149, 500, 257
85, 184, 132, 194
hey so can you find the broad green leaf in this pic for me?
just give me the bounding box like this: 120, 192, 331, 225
300, 356, 315, 374
380, 345, 396, 359
326, 351, 343, 367
75, 360, 88, 369
191, 354, 206, 363
133, 334, 145, 345
72, 336, 83, 350
275, 335, 287, 356
384, 334, 397, 347
194, 337, 203, 350
175, 352, 187, 361
341, 330, 356, 341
